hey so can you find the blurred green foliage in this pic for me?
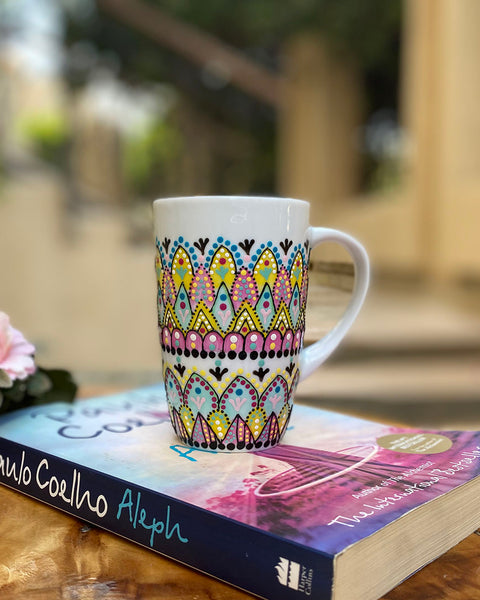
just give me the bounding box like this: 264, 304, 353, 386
20, 112, 70, 167
124, 117, 183, 196
61, 0, 402, 194
63, 0, 401, 111
156, 0, 401, 68
368, 157, 403, 193
0, 367, 77, 415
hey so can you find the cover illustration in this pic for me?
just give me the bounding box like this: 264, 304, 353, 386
0, 385, 479, 598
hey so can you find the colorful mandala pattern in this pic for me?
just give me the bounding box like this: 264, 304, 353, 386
156, 235, 310, 450
156, 236, 310, 350
164, 368, 299, 451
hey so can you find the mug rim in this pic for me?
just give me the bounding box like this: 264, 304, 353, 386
153, 195, 310, 208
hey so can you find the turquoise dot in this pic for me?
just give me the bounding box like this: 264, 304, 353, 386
250, 343, 256, 350
259, 359, 265, 367
215, 359, 222, 366
209, 344, 215, 351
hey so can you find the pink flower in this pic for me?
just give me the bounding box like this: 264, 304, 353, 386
0, 312, 36, 381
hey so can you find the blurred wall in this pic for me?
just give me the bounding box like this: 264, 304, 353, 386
0, 169, 161, 377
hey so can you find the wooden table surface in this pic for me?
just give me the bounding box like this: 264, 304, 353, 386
0, 386, 479, 599
0, 484, 478, 600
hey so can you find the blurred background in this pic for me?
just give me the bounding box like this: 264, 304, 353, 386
1, 0, 480, 425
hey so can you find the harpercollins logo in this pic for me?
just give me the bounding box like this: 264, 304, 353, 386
275, 557, 313, 594
276, 557, 300, 589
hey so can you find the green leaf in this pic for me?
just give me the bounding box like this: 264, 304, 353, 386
4, 379, 28, 403
0, 367, 77, 415
26, 370, 53, 396
32, 368, 77, 405
0, 369, 12, 389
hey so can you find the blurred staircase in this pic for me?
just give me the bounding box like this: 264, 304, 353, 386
298, 278, 480, 428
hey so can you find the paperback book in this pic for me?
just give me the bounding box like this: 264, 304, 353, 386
0, 385, 479, 600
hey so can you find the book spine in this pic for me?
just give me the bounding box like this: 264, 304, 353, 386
0, 438, 334, 600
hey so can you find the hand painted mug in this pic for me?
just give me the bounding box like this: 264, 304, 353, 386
154, 196, 369, 451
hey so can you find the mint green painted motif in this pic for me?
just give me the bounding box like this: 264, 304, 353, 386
212, 283, 234, 332
215, 265, 229, 280
289, 285, 301, 327
259, 267, 272, 280
256, 285, 275, 331
174, 284, 192, 329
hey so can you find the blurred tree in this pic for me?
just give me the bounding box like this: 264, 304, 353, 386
20, 113, 71, 168
123, 116, 182, 196
60, 0, 401, 195
63, 0, 401, 115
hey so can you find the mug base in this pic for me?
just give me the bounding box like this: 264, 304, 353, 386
166, 382, 294, 453
173, 435, 285, 452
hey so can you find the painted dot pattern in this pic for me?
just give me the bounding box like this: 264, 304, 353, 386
164, 367, 298, 451
156, 236, 309, 450
157, 237, 309, 356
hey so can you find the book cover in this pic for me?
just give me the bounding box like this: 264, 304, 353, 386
0, 385, 479, 600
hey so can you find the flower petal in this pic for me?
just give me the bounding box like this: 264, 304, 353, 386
0, 313, 12, 363
0, 353, 36, 380
9, 327, 35, 355
0, 316, 36, 381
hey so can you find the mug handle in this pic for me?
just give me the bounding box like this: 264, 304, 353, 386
299, 227, 370, 381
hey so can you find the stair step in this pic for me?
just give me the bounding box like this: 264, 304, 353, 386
305, 285, 480, 354
296, 356, 480, 402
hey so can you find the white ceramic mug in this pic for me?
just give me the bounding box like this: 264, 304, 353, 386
154, 196, 369, 451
